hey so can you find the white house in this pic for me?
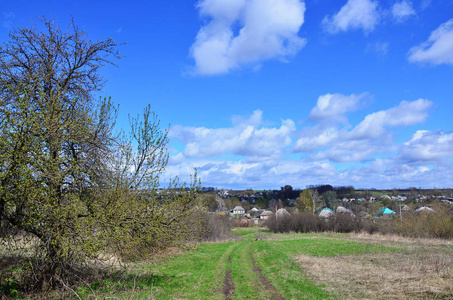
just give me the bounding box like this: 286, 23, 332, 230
260, 211, 273, 220
319, 208, 335, 219
276, 208, 290, 219
232, 206, 245, 216
415, 206, 434, 213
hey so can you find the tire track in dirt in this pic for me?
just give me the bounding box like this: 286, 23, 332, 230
250, 248, 285, 300
223, 256, 234, 300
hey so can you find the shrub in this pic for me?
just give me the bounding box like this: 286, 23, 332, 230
362, 219, 379, 234
202, 215, 236, 241
331, 213, 359, 233
384, 207, 453, 239
265, 205, 453, 239
266, 213, 323, 233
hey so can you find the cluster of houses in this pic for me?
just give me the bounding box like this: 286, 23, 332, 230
226, 206, 274, 220
213, 189, 452, 224
218, 206, 294, 225
318, 205, 439, 219
218, 203, 440, 224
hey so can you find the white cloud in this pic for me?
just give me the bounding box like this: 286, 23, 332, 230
399, 130, 453, 163
169, 110, 296, 160
190, 0, 306, 75
163, 96, 453, 189
163, 157, 337, 189
322, 0, 380, 34
391, 0, 416, 22
311, 135, 396, 163
348, 99, 432, 140
309, 93, 367, 123
295, 98, 432, 163
163, 148, 453, 189
408, 19, 453, 65
294, 127, 340, 152
294, 93, 367, 153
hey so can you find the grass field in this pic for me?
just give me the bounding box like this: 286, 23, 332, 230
73, 228, 405, 299
3, 228, 453, 299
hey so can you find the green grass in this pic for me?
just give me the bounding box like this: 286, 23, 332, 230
71, 228, 401, 299
229, 238, 268, 299
272, 237, 398, 257
77, 242, 236, 299
253, 240, 333, 299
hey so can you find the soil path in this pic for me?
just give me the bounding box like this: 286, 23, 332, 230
223, 258, 234, 300
219, 234, 287, 299
251, 254, 285, 300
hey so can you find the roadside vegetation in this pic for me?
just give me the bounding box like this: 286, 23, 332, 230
265, 205, 453, 239
2, 224, 453, 299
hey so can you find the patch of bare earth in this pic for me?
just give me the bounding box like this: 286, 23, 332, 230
296, 235, 453, 299
223, 257, 234, 300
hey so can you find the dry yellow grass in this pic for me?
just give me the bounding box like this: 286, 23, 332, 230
296, 234, 453, 299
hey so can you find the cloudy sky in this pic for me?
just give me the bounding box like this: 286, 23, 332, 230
1, 0, 452, 189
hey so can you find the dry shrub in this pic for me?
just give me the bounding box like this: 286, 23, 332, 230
293, 213, 323, 233
266, 213, 332, 233
266, 213, 363, 234
202, 215, 237, 242
362, 219, 379, 234
380, 207, 453, 239
329, 213, 358, 233
265, 205, 453, 239
265, 215, 290, 233
234, 218, 253, 227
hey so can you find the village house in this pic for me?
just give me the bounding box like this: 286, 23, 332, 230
319, 208, 335, 219
260, 210, 273, 220
276, 208, 290, 219
232, 206, 245, 216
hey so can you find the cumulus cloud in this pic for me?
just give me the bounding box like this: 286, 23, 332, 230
294, 93, 368, 153
163, 157, 337, 189
391, 0, 416, 22
408, 19, 453, 65
164, 96, 452, 189
348, 99, 432, 140
163, 147, 453, 189
190, 0, 306, 75
309, 93, 367, 123
295, 98, 432, 163
169, 110, 296, 160
294, 127, 341, 152
312, 135, 396, 163
399, 130, 453, 163
322, 0, 380, 34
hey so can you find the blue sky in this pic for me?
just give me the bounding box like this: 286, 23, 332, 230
1, 0, 452, 189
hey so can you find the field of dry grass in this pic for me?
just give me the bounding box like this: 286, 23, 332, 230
297, 233, 453, 299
